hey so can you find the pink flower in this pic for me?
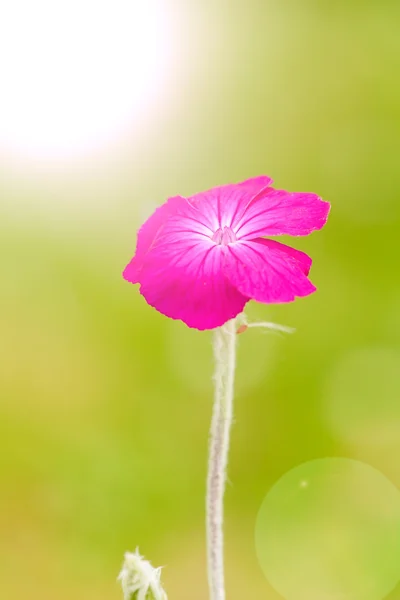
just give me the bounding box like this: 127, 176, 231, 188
123, 176, 330, 330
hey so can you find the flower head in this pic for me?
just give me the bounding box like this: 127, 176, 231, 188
123, 176, 330, 330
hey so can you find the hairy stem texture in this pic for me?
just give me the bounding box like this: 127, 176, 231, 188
206, 318, 237, 600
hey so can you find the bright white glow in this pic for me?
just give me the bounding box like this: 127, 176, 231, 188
0, 0, 170, 162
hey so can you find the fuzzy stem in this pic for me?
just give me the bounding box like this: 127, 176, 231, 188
206, 318, 237, 600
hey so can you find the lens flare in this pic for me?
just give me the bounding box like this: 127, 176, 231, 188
0, 0, 171, 163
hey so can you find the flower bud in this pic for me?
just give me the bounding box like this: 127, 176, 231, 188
118, 549, 168, 600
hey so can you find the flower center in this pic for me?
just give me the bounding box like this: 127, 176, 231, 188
211, 226, 237, 246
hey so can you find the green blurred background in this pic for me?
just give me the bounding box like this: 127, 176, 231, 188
1, 0, 400, 598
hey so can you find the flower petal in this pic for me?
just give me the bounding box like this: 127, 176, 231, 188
187, 175, 273, 230
225, 239, 316, 303
233, 188, 330, 238
238, 176, 273, 189
123, 177, 274, 285
123, 190, 250, 328
123, 195, 185, 283
124, 193, 218, 284
127, 233, 248, 330
253, 238, 312, 275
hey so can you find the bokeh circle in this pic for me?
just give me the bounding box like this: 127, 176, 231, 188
255, 458, 400, 600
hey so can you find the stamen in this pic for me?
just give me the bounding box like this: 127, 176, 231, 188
211, 226, 237, 246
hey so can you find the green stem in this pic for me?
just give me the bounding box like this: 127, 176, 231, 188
206, 318, 237, 600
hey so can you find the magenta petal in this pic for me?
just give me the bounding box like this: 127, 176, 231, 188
134, 237, 248, 330
124, 176, 276, 285
187, 176, 273, 230
123, 195, 186, 283
237, 175, 274, 192
252, 238, 312, 275
225, 239, 316, 304
234, 188, 330, 238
